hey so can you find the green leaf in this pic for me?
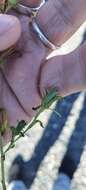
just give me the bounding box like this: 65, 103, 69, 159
35, 120, 44, 128
41, 88, 61, 109
15, 120, 27, 136
11, 127, 16, 137
8, 0, 18, 7
32, 89, 61, 111
11, 120, 27, 138
48, 108, 61, 117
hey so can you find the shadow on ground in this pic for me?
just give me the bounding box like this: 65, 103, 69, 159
8, 31, 86, 189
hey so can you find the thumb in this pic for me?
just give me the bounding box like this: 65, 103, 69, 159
39, 43, 86, 97
0, 14, 21, 52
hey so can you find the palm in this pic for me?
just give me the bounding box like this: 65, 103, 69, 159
1, 13, 47, 126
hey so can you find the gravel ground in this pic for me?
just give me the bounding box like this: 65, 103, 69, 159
5, 92, 86, 190
0, 22, 86, 190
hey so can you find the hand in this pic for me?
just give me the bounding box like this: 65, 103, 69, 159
0, 0, 47, 129
0, 0, 86, 142
37, 0, 86, 97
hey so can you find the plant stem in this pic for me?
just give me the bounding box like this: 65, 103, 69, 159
15, 108, 44, 141
4, 142, 13, 154
0, 48, 15, 65
4, 108, 43, 154
0, 134, 6, 190
4, 91, 60, 154
4, 0, 8, 12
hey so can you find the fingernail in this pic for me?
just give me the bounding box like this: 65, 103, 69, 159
0, 14, 21, 51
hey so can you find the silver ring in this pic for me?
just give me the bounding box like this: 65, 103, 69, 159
31, 19, 59, 50
15, 0, 45, 17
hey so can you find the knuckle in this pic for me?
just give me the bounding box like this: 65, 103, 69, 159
53, 0, 73, 27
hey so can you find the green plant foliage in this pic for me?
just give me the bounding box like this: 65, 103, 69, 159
0, 0, 18, 13
0, 109, 8, 135
0, 86, 61, 190
8, 0, 18, 7
11, 120, 27, 137
0, 2, 62, 189
33, 88, 61, 110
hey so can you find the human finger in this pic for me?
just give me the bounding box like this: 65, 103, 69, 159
36, 0, 86, 47
39, 42, 86, 97
0, 14, 21, 51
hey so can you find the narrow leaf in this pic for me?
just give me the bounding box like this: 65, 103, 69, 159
15, 120, 27, 136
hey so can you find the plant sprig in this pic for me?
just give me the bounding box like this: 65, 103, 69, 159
4, 88, 61, 153
0, 88, 61, 190
0, 108, 8, 190
0, 1, 62, 190
0, 0, 18, 13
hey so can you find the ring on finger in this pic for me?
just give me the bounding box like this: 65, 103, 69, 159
15, 0, 45, 17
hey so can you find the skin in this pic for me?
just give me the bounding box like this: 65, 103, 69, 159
0, 0, 86, 142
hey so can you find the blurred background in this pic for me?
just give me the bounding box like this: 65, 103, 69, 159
3, 19, 86, 190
